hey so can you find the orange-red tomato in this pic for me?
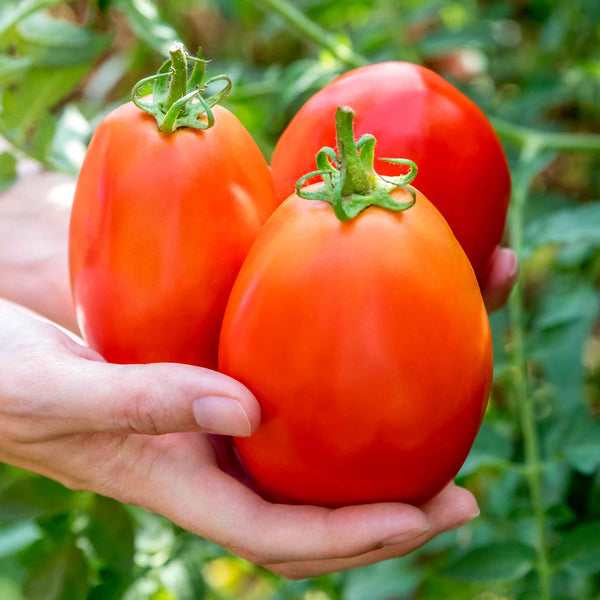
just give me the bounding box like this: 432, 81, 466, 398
219, 185, 493, 507
70, 103, 278, 368
270, 62, 511, 281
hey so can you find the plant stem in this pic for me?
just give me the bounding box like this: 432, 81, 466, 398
508, 141, 552, 600
492, 118, 600, 153
252, 0, 366, 70
253, 0, 600, 152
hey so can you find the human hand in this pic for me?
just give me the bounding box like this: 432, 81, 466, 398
0, 170, 77, 332
0, 300, 481, 579
0, 232, 517, 581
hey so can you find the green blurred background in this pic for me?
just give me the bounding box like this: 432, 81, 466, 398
1, 0, 600, 598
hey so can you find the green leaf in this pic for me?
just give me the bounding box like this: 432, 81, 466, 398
1, 64, 89, 139
130, 507, 176, 558
554, 521, 600, 576
87, 496, 134, 574
531, 280, 598, 408
343, 558, 421, 600
542, 461, 573, 508
417, 27, 490, 57
15, 13, 111, 67
564, 412, 600, 475
443, 543, 536, 583
488, 470, 522, 519
418, 574, 489, 600
159, 559, 207, 600
36, 513, 72, 540
0, 477, 75, 521
0, 151, 17, 192
22, 540, 90, 600
49, 104, 90, 174
0, 55, 31, 86
0, 0, 63, 39
459, 423, 513, 477
0, 521, 40, 559
525, 202, 600, 256
115, 0, 180, 55
272, 59, 339, 117
87, 569, 129, 600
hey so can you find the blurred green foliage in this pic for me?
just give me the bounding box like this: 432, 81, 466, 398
0, 0, 599, 598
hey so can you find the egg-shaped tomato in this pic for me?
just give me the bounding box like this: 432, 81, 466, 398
69, 45, 278, 368
270, 62, 510, 281
219, 107, 493, 507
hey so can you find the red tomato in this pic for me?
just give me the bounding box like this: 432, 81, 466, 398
219, 109, 493, 507
270, 62, 511, 281
70, 100, 277, 368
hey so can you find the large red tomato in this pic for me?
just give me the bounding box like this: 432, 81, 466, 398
270, 62, 510, 281
70, 45, 278, 368
219, 108, 493, 507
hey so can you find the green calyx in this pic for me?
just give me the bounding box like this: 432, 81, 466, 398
295, 106, 418, 221
131, 42, 232, 133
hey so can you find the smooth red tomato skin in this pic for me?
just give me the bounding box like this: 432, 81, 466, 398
270, 62, 511, 281
70, 103, 278, 368
219, 188, 493, 507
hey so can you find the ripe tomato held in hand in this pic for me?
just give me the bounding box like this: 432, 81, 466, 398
69, 45, 278, 368
270, 62, 511, 281
219, 107, 493, 507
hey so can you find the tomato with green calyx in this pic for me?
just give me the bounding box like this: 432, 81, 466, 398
70, 44, 278, 368
219, 107, 493, 507
270, 62, 510, 282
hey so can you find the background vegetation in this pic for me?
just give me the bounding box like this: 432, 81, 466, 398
1, 0, 599, 598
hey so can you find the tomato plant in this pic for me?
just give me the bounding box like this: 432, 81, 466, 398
270, 62, 511, 281
69, 45, 278, 368
220, 107, 493, 507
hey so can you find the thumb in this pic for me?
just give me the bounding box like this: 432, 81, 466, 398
56, 358, 261, 437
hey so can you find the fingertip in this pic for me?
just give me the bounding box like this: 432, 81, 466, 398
482, 247, 519, 313
192, 369, 262, 434
422, 483, 480, 532
498, 247, 519, 283
193, 396, 254, 437
222, 377, 262, 434
449, 485, 480, 524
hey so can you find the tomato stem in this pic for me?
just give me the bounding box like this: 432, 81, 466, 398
296, 106, 418, 221
131, 43, 232, 133
335, 107, 371, 196
164, 43, 188, 111
188, 47, 207, 89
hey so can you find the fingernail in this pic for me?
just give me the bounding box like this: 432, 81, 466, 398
382, 522, 431, 546
448, 509, 481, 532
192, 396, 252, 437
460, 509, 481, 526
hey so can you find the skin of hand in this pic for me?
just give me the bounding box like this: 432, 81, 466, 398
0, 170, 78, 333
0, 171, 518, 579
